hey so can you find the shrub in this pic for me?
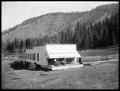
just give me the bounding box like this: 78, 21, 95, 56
10, 61, 30, 70
9, 61, 52, 71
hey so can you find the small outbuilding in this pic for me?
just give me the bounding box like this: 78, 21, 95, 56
25, 44, 83, 70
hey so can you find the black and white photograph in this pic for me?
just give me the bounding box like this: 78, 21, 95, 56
2, 1, 119, 89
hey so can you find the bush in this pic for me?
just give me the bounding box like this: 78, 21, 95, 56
10, 61, 52, 71
10, 61, 30, 70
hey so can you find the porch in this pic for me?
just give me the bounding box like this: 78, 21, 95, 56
47, 58, 83, 71
51, 63, 83, 71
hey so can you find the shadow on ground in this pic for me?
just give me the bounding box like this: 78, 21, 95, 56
9, 61, 52, 72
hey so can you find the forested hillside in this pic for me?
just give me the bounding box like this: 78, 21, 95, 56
2, 3, 119, 53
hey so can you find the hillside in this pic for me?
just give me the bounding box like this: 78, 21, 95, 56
2, 12, 85, 42
2, 3, 119, 43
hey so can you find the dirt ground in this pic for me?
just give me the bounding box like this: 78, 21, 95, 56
2, 59, 118, 89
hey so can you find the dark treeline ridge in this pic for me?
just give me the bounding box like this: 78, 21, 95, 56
2, 13, 119, 54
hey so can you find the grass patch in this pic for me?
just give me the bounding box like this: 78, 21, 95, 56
81, 54, 118, 63
83, 63, 92, 66
11, 77, 21, 80
79, 46, 118, 57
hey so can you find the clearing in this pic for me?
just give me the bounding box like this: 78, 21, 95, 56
2, 47, 119, 89
2, 59, 118, 89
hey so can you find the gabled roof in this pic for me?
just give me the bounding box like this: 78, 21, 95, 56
46, 44, 81, 58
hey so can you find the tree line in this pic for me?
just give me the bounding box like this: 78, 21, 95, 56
2, 13, 119, 54
59, 13, 119, 50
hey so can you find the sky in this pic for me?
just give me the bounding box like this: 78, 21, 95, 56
2, 1, 118, 31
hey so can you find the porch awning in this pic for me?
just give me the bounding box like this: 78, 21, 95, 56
46, 44, 81, 58
47, 51, 81, 58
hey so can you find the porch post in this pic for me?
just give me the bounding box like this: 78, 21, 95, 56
54, 59, 57, 62
64, 58, 66, 64
74, 57, 77, 64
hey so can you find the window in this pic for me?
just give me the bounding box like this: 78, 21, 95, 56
27, 54, 28, 59
26, 54, 27, 59
30, 54, 31, 60
28, 54, 29, 59
32, 53, 33, 60
28, 54, 30, 60
32, 54, 33, 60
33, 53, 36, 60
30, 54, 32, 60
31, 54, 32, 60
37, 53, 39, 61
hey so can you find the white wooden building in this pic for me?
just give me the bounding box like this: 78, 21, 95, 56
25, 44, 83, 70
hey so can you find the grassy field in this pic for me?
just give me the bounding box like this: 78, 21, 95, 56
2, 47, 119, 89
79, 46, 119, 62
79, 46, 118, 57
2, 59, 118, 89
